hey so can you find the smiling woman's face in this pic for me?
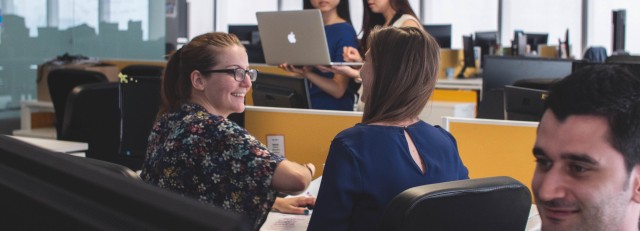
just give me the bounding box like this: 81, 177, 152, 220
198, 45, 251, 117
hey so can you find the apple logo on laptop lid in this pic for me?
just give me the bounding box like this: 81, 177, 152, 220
287, 32, 297, 44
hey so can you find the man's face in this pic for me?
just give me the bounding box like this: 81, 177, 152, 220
532, 110, 639, 231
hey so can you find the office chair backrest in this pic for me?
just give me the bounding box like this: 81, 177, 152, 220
47, 69, 108, 138
120, 64, 165, 78
119, 76, 162, 170
60, 82, 120, 164
65, 153, 141, 180
380, 176, 532, 231
0, 135, 251, 231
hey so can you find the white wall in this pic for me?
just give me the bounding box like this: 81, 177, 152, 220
187, 0, 213, 38
424, 0, 498, 49
502, 0, 582, 58
588, 0, 640, 55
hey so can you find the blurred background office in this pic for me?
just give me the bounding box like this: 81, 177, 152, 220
0, 0, 639, 134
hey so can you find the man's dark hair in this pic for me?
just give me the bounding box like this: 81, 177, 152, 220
545, 64, 640, 171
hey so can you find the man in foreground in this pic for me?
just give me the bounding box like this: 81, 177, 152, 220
532, 65, 640, 231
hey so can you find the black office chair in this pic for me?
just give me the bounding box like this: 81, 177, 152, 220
64, 153, 141, 180
120, 64, 165, 78
380, 176, 532, 231
47, 69, 108, 138
60, 82, 121, 165
118, 76, 162, 170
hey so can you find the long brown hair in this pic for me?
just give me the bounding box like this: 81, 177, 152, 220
362, 27, 439, 124
360, 0, 419, 53
158, 32, 243, 117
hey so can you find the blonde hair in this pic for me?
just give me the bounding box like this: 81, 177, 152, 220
158, 32, 243, 117
362, 27, 440, 124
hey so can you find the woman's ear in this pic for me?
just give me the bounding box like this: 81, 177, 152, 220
631, 165, 640, 203
190, 70, 206, 91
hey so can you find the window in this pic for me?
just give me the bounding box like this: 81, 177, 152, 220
424, 0, 498, 49
0, 0, 164, 110
502, 0, 582, 58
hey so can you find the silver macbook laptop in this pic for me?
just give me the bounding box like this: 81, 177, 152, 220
256, 9, 363, 66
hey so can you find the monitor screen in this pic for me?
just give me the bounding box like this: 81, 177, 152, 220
423, 24, 452, 49
504, 85, 549, 122
478, 56, 572, 119
0, 135, 251, 230
525, 33, 548, 53
457, 35, 475, 78
119, 76, 161, 167
228, 25, 265, 63
474, 31, 498, 67
252, 72, 311, 109
613, 10, 626, 53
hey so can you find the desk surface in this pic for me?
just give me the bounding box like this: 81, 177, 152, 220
436, 78, 482, 91
8, 135, 87, 156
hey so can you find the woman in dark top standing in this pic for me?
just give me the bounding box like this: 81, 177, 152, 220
140, 32, 315, 230
308, 27, 469, 231
280, 0, 358, 111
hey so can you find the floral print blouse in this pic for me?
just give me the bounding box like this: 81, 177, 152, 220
141, 103, 284, 230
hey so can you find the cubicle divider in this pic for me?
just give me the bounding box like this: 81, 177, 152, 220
442, 117, 538, 192
432, 89, 477, 103
244, 106, 362, 177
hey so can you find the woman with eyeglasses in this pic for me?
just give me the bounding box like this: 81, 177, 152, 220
140, 32, 316, 231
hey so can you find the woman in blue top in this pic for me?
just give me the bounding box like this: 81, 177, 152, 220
307, 27, 469, 231
280, 0, 358, 111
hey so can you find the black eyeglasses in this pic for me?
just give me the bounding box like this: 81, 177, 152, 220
199, 68, 258, 82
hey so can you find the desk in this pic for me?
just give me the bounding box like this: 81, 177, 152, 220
436, 78, 482, 91
8, 135, 87, 157
12, 100, 56, 139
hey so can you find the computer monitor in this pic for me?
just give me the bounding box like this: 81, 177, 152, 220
525, 33, 548, 54
252, 72, 311, 109
0, 135, 251, 230
504, 85, 549, 122
457, 35, 475, 78
478, 56, 573, 119
512, 31, 528, 56
423, 24, 452, 49
119, 76, 161, 169
612, 10, 626, 55
474, 31, 498, 68
228, 25, 265, 63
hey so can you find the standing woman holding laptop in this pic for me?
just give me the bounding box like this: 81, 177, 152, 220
279, 0, 358, 111
331, 0, 423, 83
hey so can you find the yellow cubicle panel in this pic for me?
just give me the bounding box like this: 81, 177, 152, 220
444, 117, 538, 192
244, 106, 362, 177
246, 88, 254, 106
432, 89, 477, 103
